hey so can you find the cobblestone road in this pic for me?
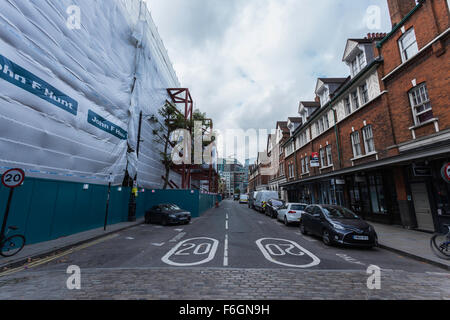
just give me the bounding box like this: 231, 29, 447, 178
0, 200, 449, 300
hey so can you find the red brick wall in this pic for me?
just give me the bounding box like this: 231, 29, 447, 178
381, 39, 450, 144
380, 0, 449, 76
337, 94, 398, 168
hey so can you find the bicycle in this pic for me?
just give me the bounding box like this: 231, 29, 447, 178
430, 224, 450, 260
0, 226, 26, 257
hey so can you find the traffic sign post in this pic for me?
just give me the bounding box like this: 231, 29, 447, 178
1, 169, 25, 239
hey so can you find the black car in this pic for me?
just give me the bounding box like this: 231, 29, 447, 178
265, 199, 285, 218
145, 204, 191, 226
300, 205, 378, 248
233, 194, 240, 201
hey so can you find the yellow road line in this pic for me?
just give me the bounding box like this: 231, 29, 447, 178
0, 233, 119, 277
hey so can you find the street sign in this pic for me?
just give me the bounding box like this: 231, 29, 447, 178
441, 163, 450, 184
310, 152, 320, 168
1, 168, 25, 188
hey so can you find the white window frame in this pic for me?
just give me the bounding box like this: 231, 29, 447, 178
301, 158, 305, 173
409, 83, 433, 125
351, 131, 362, 157
324, 115, 330, 130
398, 28, 419, 63
360, 82, 369, 104
362, 125, 375, 154
305, 156, 310, 173
320, 148, 326, 167
344, 97, 352, 116
326, 145, 333, 165
351, 91, 360, 110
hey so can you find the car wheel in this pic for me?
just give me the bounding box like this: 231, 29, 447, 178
300, 221, 308, 235
161, 218, 168, 226
322, 229, 332, 246
284, 216, 289, 226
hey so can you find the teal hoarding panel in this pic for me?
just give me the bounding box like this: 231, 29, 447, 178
50, 182, 78, 239
24, 179, 59, 244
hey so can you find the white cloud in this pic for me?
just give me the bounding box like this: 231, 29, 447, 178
147, 0, 391, 162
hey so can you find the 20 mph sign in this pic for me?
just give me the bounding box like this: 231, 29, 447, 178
442, 163, 450, 184
1, 168, 25, 188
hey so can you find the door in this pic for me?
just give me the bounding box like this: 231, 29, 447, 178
311, 206, 324, 236
411, 183, 434, 231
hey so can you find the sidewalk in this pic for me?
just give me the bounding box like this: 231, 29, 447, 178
371, 222, 450, 270
0, 218, 144, 269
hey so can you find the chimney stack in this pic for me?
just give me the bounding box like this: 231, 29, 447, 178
387, 0, 418, 27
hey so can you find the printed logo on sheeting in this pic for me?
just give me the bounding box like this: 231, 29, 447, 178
0, 54, 78, 115
87, 110, 128, 140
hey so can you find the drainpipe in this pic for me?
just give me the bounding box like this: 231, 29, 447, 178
333, 108, 342, 168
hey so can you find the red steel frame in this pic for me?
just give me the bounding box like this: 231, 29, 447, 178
167, 89, 219, 192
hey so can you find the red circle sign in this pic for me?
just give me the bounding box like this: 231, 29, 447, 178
443, 163, 450, 183
1, 168, 25, 188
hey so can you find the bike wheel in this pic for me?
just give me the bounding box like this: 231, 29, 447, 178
430, 234, 450, 260
0, 235, 26, 257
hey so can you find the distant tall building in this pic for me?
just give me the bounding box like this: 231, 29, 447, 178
217, 158, 250, 195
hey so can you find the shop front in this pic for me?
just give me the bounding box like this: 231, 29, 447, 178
345, 170, 401, 224
405, 159, 450, 233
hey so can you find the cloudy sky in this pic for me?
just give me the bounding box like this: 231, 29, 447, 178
146, 0, 392, 162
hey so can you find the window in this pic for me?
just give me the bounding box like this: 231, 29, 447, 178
320, 148, 326, 167
409, 83, 433, 125
368, 175, 387, 214
326, 145, 333, 165
305, 156, 310, 173
351, 131, 362, 157
399, 28, 419, 62
344, 97, 352, 116
351, 52, 366, 76
324, 115, 329, 130
360, 83, 369, 104
362, 125, 375, 153
351, 91, 360, 110
301, 158, 305, 173
318, 118, 324, 134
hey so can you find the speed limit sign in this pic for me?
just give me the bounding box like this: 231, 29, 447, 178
1, 168, 25, 188
442, 163, 450, 184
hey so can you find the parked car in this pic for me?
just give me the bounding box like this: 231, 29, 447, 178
145, 204, 191, 226
239, 194, 249, 204
265, 199, 285, 218
233, 194, 240, 201
248, 191, 259, 209
277, 203, 307, 225
254, 191, 279, 213
300, 205, 378, 248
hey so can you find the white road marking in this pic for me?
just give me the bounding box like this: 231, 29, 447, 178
224, 234, 229, 267
225, 220, 228, 230
258, 221, 264, 225
174, 229, 183, 232
226, 214, 229, 219
125, 237, 134, 240
256, 238, 321, 268
162, 237, 219, 267
151, 243, 165, 247
336, 253, 365, 266
169, 232, 186, 243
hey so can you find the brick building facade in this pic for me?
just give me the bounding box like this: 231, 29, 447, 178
271, 0, 450, 232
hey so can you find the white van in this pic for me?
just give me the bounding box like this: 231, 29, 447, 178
254, 191, 279, 213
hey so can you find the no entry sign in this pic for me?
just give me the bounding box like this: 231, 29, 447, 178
442, 163, 450, 184
1, 168, 25, 188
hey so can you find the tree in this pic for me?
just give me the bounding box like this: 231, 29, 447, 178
150, 101, 186, 189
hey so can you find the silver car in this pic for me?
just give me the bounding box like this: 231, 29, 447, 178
277, 203, 308, 226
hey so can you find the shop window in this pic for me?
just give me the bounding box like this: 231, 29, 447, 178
369, 175, 387, 214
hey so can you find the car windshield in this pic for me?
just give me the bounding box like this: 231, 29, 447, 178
291, 204, 306, 211
272, 200, 284, 207
322, 206, 359, 219
162, 204, 180, 210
